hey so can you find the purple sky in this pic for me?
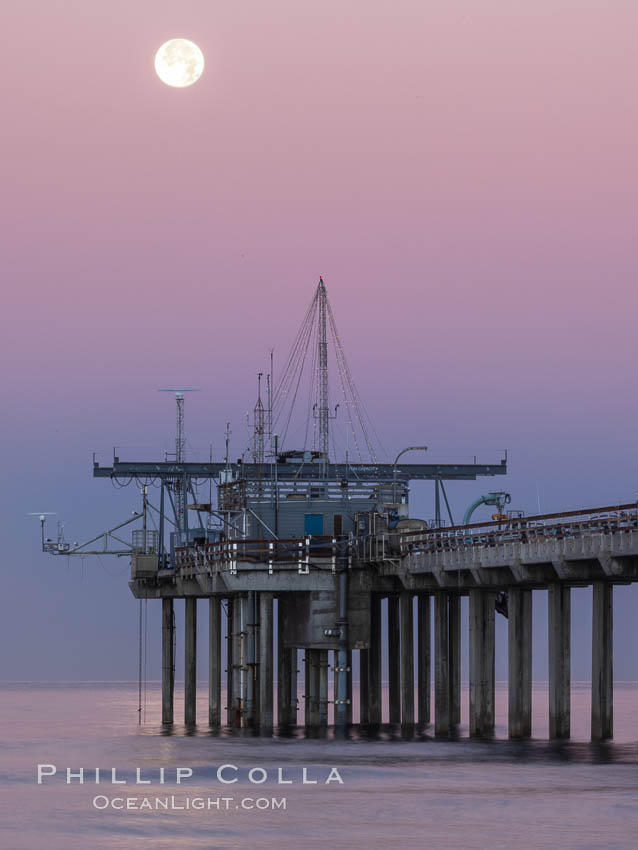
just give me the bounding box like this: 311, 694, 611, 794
2, 1, 638, 683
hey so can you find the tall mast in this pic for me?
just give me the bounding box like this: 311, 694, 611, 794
158, 388, 200, 536
253, 373, 265, 465
318, 277, 329, 458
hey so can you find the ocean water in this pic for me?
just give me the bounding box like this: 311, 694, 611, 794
2, 681, 638, 850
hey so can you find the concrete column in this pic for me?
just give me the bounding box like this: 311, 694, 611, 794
508, 587, 532, 738
226, 597, 234, 726
359, 648, 369, 725
305, 649, 320, 727
319, 650, 329, 726
243, 593, 256, 727
277, 599, 291, 727
469, 589, 495, 738
346, 649, 353, 725
368, 595, 382, 725
548, 583, 571, 739
388, 596, 401, 724
184, 597, 197, 727
161, 598, 174, 725
208, 597, 222, 727
231, 595, 243, 727
259, 592, 274, 732
400, 592, 414, 726
449, 594, 461, 726
417, 594, 431, 726
434, 591, 450, 736
289, 649, 298, 726
591, 582, 613, 740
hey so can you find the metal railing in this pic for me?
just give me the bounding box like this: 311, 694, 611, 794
175, 535, 339, 575
395, 503, 638, 558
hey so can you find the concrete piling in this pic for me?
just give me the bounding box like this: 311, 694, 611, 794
209, 597, 222, 727
469, 589, 495, 738
548, 583, 571, 739
319, 650, 329, 726
449, 594, 461, 727
243, 593, 256, 726
388, 596, 401, 724
591, 582, 613, 740
161, 598, 174, 725
231, 595, 243, 726
434, 591, 450, 736
368, 595, 382, 725
259, 592, 274, 731
508, 587, 532, 738
276, 599, 295, 727
226, 597, 234, 726
184, 597, 197, 727
359, 648, 369, 725
400, 592, 414, 726
305, 649, 320, 727
417, 594, 431, 726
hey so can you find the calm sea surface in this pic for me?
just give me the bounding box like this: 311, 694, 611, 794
2, 681, 638, 849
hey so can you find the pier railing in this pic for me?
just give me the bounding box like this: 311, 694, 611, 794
398, 503, 638, 556
353, 503, 638, 563
175, 535, 339, 575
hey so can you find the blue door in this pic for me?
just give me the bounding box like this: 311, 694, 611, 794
304, 514, 324, 535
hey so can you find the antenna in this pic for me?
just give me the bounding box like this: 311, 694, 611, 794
158, 388, 201, 534
253, 373, 265, 465
317, 277, 329, 457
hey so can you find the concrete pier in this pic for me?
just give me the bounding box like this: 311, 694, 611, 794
226, 598, 234, 726
591, 582, 613, 740
508, 587, 532, 738
548, 584, 571, 739
359, 648, 369, 725
243, 593, 256, 726
400, 592, 414, 726
368, 595, 382, 725
231, 595, 243, 726
417, 594, 430, 726
469, 589, 495, 738
184, 597, 197, 727
259, 592, 274, 731
305, 649, 320, 727
434, 591, 450, 736
449, 594, 461, 726
277, 600, 296, 727
161, 598, 174, 725
388, 596, 401, 724
346, 649, 353, 725
319, 650, 329, 726
209, 597, 222, 727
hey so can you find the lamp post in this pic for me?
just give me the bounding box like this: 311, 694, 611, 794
392, 445, 428, 505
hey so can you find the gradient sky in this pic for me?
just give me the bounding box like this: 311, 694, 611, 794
2, 1, 638, 684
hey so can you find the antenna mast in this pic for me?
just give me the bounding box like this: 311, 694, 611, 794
158, 388, 200, 536
253, 373, 265, 464
318, 277, 329, 457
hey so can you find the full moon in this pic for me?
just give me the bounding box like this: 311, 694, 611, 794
154, 39, 204, 88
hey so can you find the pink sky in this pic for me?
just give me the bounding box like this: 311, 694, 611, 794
2, 2, 638, 677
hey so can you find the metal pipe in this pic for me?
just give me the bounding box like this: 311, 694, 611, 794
392, 445, 428, 504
